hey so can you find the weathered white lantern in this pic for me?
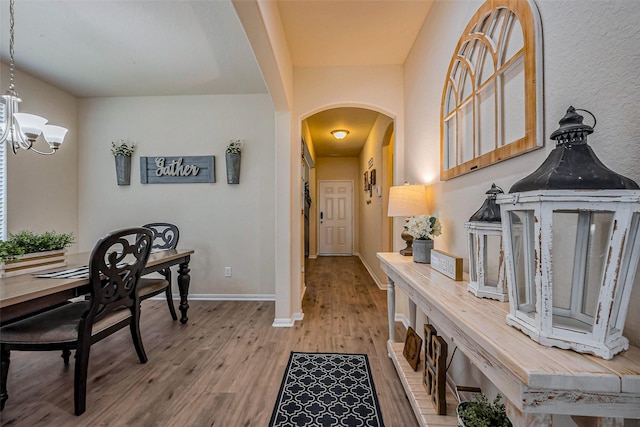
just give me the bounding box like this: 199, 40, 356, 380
497, 107, 640, 359
465, 184, 508, 301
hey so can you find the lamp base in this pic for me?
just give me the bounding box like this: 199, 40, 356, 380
399, 230, 414, 256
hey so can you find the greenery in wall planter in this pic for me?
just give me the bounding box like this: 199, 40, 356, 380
457, 393, 512, 427
111, 140, 135, 186
226, 139, 243, 184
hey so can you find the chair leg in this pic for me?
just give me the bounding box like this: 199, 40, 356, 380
74, 344, 90, 416
1, 345, 10, 410
164, 283, 178, 321
130, 310, 148, 364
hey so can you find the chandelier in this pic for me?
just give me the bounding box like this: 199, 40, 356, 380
0, 0, 67, 155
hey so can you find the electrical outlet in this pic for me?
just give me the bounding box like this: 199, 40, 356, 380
224, 267, 232, 277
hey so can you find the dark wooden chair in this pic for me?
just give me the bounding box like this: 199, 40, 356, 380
137, 223, 179, 321
0, 227, 163, 415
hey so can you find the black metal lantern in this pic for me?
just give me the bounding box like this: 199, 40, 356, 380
497, 106, 640, 359
465, 184, 507, 301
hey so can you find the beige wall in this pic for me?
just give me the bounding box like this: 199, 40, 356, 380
1, 63, 79, 249
77, 94, 276, 297
358, 114, 393, 286
403, 0, 640, 421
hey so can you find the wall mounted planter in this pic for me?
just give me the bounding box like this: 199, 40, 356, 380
226, 153, 241, 184
115, 155, 132, 186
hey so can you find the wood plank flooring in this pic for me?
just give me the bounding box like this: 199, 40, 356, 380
0, 256, 417, 426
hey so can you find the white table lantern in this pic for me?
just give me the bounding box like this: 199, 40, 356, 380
465, 184, 508, 301
497, 107, 640, 359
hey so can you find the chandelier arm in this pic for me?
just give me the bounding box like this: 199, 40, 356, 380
26, 146, 56, 156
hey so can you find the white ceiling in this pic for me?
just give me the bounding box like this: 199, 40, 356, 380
0, 0, 433, 156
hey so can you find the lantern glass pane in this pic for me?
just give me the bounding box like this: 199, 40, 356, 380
610, 212, 640, 330
485, 234, 502, 287
551, 211, 613, 333
509, 210, 535, 316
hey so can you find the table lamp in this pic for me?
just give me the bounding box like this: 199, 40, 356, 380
387, 184, 428, 255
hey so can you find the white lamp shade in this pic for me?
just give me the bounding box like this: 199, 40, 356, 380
42, 125, 68, 144
387, 185, 428, 217
13, 113, 47, 138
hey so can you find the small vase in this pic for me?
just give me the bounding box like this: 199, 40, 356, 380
412, 239, 434, 264
115, 155, 132, 186
226, 153, 241, 184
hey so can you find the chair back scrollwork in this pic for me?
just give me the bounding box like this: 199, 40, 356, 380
87, 227, 153, 323
143, 223, 180, 250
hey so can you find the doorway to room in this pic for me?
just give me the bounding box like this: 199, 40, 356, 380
317, 180, 354, 255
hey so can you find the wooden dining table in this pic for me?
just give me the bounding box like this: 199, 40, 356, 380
0, 248, 194, 325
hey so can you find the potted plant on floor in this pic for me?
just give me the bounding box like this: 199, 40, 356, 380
111, 140, 135, 185
0, 230, 75, 277
457, 392, 512, 427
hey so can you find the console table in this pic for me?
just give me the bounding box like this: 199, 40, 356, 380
378, 252, 640, 426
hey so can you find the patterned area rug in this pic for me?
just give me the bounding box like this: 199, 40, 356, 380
269, 352, 385, 427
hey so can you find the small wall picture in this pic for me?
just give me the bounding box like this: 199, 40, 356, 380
370, 169, 376, 186
363, 172, 369, 192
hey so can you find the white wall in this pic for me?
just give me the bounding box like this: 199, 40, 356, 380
403, 0, 640, 423
77, 94, 276, 297
0, 63, 79, 247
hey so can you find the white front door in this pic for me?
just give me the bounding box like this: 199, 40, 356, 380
318, 180, 353, 255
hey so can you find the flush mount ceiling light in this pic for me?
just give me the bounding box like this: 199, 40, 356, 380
0, 0, 68, 155
331, 130, 349, 140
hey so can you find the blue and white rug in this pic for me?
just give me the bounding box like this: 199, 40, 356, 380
269, 352, 385, 427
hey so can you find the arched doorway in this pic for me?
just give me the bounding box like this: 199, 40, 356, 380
300, 106, 395, 295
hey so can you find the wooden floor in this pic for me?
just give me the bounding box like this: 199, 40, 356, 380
0, 256, 417, 427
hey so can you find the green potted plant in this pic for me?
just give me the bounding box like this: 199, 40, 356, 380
225, 139, 243, 184
111, 140, 135, 186
457, 392, 512, 427
0, 230, 75, 277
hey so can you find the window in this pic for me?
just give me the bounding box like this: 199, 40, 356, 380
441, 0, 543, 180
0, 103, 6, 240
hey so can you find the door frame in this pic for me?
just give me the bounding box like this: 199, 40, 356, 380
317, 179, 354, 256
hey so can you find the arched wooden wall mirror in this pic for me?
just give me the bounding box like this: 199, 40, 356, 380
441, 0, 544, 180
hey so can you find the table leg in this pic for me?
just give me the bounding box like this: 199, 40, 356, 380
1, 345, 9, 410
387, 280, 396, 354
409, 299, 417, 329
177, 259, 191, 324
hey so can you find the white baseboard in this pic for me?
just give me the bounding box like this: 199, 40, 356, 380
293, 311, 304, 321
395, 313, 410, 329
358, 254, 385, 290
272, 318, 295, 327
308, 254, 317, 259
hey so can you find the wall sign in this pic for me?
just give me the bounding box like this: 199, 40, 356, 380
140, 156, 215, 184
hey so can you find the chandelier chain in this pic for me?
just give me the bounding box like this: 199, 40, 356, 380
8, 0, 16, 93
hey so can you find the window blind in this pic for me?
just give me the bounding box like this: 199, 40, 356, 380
0, 103, 7, 240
